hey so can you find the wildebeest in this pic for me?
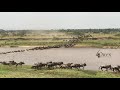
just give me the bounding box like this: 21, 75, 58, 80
16, 62, 25, 68
47, 63, 55, 69
31, 65, 39, 69
46, 61, 63, 69
60, 63, 73, 69
71, 63, 87, 70
60, 64, 68, 69
0, 60, 25, 68
0, 61, 10, 65
112, 66, 120, 72
9, 60, 17, 66
111, 65, 120, 72
32, 62, 47, 70
99, 65, 112, 71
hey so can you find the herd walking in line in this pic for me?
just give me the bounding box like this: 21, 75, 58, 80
0, 61, 25, 68
0, 35, 118, 73
0, 36, 80, 55
0, 60, 120, 73
31, 61, 87, 70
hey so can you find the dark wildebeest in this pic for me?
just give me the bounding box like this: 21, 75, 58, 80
60, 63, 73, 69
47, 63, 55, 69
60, 64, 68, 69
16, 62, 25, 68
112, 66, 120, 72
32, 62, 46, 70
71, 63, 87, 70
63, 63, 73, 69
31, 65, 39, 69
0, 61, 10, 66
46, 61, 63, 69
46, 61, 52, 64
111, 65, 120, 72
35, 62, 43, 69
9, 60, 17, 67
117, 65, 120, 69
99, 65, 112, 71
52, 62, 63, 68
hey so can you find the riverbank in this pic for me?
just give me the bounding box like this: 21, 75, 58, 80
0, 45, 120, 49
74, 45, 120, 49
0, 65, 120, 78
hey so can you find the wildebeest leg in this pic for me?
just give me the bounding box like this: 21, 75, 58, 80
9, 64, 11, 67
106, 68, 108, 71
83, 66, 84, 70
118, 69, 120, 72
48, 66, 50, 69
16, 64, 18, 69
113, 68, 114, 72
39, 67, 42, 70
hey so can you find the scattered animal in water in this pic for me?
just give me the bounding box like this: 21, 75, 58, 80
96, 50, 111, 58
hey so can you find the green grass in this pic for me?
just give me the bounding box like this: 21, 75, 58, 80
1, 39, 120, 48
0, 65, 120, 78
76, 39, 120, 48
0, 40, 65, 46
1, 32, 120, 48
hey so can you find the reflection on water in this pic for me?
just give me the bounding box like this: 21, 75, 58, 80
0, 47, 120, 70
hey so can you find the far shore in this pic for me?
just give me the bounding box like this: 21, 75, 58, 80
0, 45, 120, 49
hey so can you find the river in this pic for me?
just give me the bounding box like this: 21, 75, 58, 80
0, 47, 119, 70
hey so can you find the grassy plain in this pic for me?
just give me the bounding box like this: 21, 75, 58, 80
0, 31, 120, 48
0, 65, 120, 78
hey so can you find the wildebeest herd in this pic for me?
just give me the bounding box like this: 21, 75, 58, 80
31, 62, 120, 73
31, 61, 87, 70
0, 35, 119, 73
0, 44, 76, 55
0, 36, 80, 55
0, 60, 120, 73
0, 60, 25, 68
99, 65, 120, 72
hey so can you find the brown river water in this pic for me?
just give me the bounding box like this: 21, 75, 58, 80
0, 47, 120, 70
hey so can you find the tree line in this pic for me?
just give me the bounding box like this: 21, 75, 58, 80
59, 28, 120, 35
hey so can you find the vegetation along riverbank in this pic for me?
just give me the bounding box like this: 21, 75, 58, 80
0, 29, 120, 49
0, 65, 120, 78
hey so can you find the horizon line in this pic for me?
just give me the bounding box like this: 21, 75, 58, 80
2, 28, 120, 30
